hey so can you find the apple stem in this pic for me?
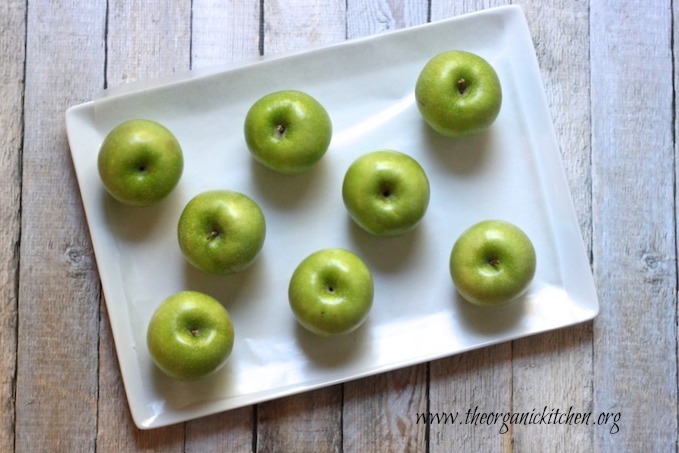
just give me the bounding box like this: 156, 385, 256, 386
190, 328, 199, 336
207, 229, 219, 241
276, 124, 286, 138
457, 78, 467, 95
489, 258, 500, 267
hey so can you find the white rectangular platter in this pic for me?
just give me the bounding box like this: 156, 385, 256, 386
65, 5, 598, 429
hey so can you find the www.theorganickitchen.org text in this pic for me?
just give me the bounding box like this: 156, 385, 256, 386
416, 406, 621, 434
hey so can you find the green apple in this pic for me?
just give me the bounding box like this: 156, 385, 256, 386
289, 248, 374, 336
415, 50, 502, 137
449, 220, 536, 306
97, 119, 183, 206
146, 290, 234, 381
177, 190, 266, 275
244, 90, 332, 174
342, 150, 430, 236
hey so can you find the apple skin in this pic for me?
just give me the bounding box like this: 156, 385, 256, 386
342, 150, 430, 236
449, 220, 536, 307
244, 90, 332, 174
415, 50, 502, 137
97, 119, 183, 206
146, 290, 235, 381
289, 248, 374, 336
177, 190, 266, 275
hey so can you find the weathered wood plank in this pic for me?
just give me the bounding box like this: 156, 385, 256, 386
591, 1, 677, 451
519, 0, 593, 234
430, 0, 509, 18
14, 1, 106, 451
0, 1, 26, 452
185, 408, 254, 453
95, 1, 191, 450
191, 0, 261, 69
511, 327, 594, 450
262, 0, 346, 55
511, 1, 594, 451
429, 347, 513, 451
257, 387, 343, 453
346, 0, 429, 36
184, 2, 262, 450
255, 1, 346, 451
342, 2, 429, 451
10, 2, 679, 452
426, 3, 512, 453
675, 0, 679, 447
343, 366, 428, 452
104, 0, 192, 88
96, 311, 185, 452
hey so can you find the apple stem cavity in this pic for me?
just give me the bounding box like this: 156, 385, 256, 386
207, 229, 220, 241
456, 78, 468, 95
379, 182, 394, 199
275, 124, 287, 138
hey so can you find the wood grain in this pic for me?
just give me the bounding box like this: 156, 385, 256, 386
426, 4, 512, 453
257, 387, 343, 452
105, 0, 192, 87
182, 2, 263, 450
511, 1, 594, 451
429, 346, 512, 452
5, 1, 679, 451
14, 1, 106, 450
97, 309, 185, 452
675, 2, 679, 450
344, 366, 428, 452
0, 1, 25, 452
590, 1, 677, 451
346, 0, 429, 36
262, 0, 346, 55
430, 0, 510, 18
95, 1, 191, 450
255, 2, 346, 451
191, 0, 261, 69
342, 2, 429, 451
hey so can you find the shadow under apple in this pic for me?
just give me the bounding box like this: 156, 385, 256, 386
453, 286, 525, 335
294, 319, 369, 368
421, 121, 495, 175
347, 216, 424, 274
249, 156, 329, 210
147, 353, 238, 412
101, 184, 185, 243
181, 251, 268, 311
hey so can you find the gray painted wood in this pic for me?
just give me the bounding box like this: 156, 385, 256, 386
0, 2, 25, 453
14, 1, 105, 451
591, 1, 677, 451
3, 1, 676, 451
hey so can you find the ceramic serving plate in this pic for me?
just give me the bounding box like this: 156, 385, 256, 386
65, 5, 598, 429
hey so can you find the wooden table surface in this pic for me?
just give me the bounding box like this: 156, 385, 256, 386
1, 0, 676, 451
